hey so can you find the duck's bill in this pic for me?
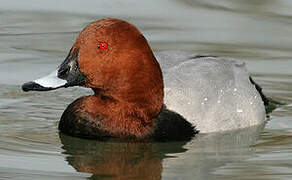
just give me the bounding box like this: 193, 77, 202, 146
22, 50, 86, 92
22, 70, 68, 92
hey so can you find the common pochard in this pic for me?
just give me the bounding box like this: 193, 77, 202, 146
22, 18, 270, 141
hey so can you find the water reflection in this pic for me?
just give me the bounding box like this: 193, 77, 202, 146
60, 134, 188, 180
60, 124, 264, 179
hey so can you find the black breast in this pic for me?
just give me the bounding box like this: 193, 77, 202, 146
58, 97, 111, 140
59, 98, 198, 142
152, 107, 198, 142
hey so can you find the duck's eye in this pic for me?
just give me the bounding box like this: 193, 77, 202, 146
97, 42, 108, 50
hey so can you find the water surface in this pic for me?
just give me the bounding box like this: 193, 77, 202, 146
1, 0, 292, 179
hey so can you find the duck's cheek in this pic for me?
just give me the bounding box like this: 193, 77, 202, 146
82, 75, 101, 89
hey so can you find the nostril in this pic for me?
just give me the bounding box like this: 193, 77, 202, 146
58, 65, 70, 79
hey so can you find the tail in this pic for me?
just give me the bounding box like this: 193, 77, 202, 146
249, 77, 283, 113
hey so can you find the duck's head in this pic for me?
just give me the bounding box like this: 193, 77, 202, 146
22, 18, 163, 107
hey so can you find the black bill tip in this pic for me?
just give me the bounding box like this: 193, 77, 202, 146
21, 81, 55, 92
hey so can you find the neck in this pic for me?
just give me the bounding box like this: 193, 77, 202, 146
89, 88, 163, 139
89, 49, 164, 139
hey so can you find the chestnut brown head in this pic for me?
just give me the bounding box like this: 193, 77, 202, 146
22, 18, 164, 105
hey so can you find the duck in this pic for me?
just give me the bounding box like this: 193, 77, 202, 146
21, 18, 270, 141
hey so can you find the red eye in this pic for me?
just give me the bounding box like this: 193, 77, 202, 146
98, 42, 108, 50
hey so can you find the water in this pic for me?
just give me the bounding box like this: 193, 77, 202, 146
1, 0, 292, 179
